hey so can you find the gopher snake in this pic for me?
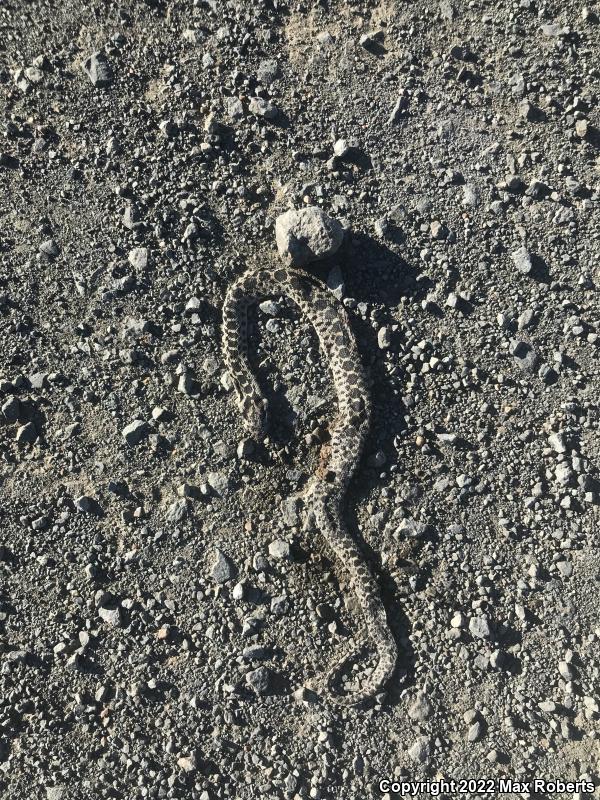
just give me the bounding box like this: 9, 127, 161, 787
222, 265, 397, 705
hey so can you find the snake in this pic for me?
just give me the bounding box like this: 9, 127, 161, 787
222, 264, 397, 705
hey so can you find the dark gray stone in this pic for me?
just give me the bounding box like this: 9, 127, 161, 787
211, 548, 235, 584
82, 51, 113, 88
246, 666, 271, 695
122, 419, 148, 446
16, 422, 37, 444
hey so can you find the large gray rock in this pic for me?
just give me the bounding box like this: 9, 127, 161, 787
246, 666, 271, 695
511, 245, 532, 275
165, 498, 189, 524
275, 206, 344, 266
211, 548, 235, 584
122, 419, 148, 446
469, 614, 492, 640
82, 51, 113, 88
408, 736, 431, 763
248, 97, 279, 120
98, 605, 123, 626
16, 422, 37, 444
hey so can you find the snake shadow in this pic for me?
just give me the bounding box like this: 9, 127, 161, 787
309, 232, 431, 703
310, 228, 431, 471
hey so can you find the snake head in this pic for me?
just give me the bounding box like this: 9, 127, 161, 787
242, 395, 269, 439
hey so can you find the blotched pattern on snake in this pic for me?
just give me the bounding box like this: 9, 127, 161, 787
222, 265, 397, 705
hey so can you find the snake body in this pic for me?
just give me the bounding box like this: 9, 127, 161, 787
222, 265, 396, 705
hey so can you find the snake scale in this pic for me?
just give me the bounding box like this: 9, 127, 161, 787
222, 265, 397, 705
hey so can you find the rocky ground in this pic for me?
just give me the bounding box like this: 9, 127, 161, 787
1, 0, 600, 798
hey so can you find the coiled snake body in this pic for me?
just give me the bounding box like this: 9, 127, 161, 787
222, 265, 396, 705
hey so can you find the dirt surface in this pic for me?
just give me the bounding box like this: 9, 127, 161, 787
1, 0, 600, 798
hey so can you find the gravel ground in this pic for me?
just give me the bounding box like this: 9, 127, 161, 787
1, 0, 600, 798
